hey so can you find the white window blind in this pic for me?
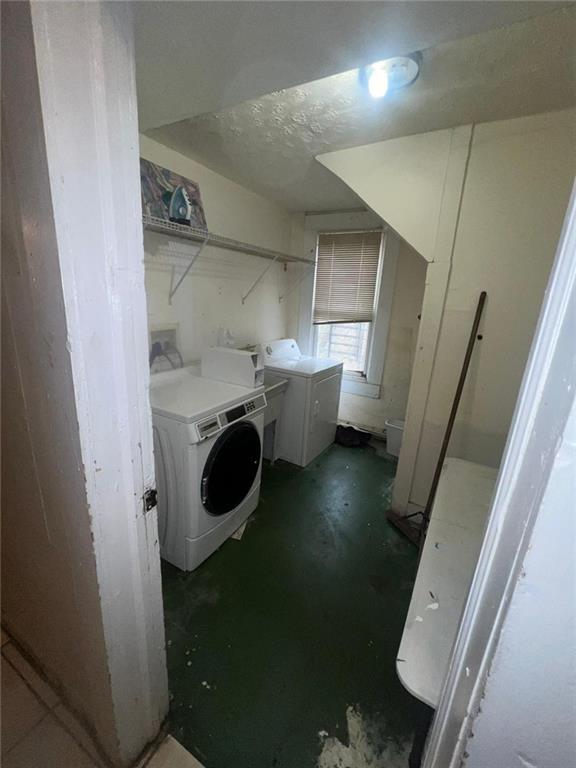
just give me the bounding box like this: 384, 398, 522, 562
313, 230, 382, 325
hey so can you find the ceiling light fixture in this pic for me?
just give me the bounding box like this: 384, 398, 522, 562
363, 54, 421, 99
367, 61, 389, 99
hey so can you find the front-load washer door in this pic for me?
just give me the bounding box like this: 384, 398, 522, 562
201, 421, 261, 516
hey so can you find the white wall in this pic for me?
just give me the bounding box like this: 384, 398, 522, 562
285, 212, 307, 343
320, 128, 457, 263
339, 239, 427, 432
140, 136, 296, 361
2, 4, 167, 765
318, 110, 576, 511
409, 110, 575, 506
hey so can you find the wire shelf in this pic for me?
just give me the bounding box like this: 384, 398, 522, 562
142, 215, 314, 265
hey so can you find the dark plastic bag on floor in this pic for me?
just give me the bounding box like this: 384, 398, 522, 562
335, 425, 371, 448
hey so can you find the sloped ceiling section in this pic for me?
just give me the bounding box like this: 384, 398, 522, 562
135, 1, 568, 130
317, 130, 456, 261
145, 7, 576, 212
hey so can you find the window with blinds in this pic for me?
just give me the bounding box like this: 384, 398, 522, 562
313, 230, 382, 325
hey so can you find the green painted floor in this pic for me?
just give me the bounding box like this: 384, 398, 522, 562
161, 443, 427, 768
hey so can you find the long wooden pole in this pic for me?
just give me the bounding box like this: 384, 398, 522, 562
420, 291, 487, 546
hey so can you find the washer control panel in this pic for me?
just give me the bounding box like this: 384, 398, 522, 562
194, 393, 267, 442
197, 418, 220, 440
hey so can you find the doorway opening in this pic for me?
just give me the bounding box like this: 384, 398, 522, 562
136, 6, 575, 765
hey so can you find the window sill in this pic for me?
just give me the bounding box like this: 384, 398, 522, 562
341, 374, 381, 399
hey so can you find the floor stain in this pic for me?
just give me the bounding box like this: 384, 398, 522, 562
318, 705, 411, 768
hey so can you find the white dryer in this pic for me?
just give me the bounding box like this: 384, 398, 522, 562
259, 339, 343, 467
150, 369, 266, 571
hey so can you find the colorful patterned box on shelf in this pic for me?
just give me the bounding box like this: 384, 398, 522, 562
140, 158, 207, 229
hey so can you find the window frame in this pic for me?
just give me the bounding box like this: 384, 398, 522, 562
310, 228, 398, 399
313, 321, 373, 376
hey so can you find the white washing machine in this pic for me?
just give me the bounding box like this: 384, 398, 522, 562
150, 369, 266, 571
258, 339, 343, 467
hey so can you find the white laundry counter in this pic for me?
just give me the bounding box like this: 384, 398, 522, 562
262, 375, 289, 463
263, 376, 289, 427
397, 458, 498, 708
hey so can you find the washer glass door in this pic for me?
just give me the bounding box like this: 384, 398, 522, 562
201, 421, 261, 515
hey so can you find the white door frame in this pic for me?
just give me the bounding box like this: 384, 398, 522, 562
26, 2, 169, 763
424, 182, 576, 766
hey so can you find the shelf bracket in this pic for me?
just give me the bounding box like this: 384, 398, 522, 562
279, 263, 316, 303
168, 233, 209, 304
241, 255, 279, 305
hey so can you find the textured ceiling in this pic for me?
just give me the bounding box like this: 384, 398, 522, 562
135, 1, 568, 130
146, 8, 576, 212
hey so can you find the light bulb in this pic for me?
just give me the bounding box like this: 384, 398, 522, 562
367, 62, 389, 99
362, 55, 420, 99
